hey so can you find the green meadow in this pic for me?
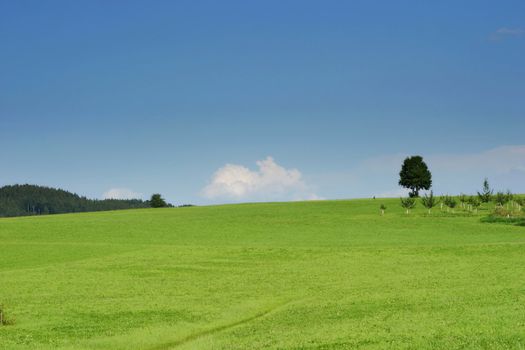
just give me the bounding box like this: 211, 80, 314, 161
1, 199, 524, 349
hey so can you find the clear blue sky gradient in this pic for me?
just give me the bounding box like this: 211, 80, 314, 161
1, 1, 524, 203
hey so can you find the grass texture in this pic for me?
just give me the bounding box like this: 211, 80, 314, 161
1, 198, 524, 349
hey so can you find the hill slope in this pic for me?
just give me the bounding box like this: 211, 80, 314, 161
1, 199, 524, 349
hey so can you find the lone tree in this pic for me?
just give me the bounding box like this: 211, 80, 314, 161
150, 193, 168, 208
398, 156, 432, 197
421, 191, 437, 214
477, 178, 493, 203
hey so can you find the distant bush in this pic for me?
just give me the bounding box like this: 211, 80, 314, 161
150, 194, 169, 208
379, 204, 386, 216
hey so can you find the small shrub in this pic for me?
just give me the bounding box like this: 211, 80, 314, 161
494, 191, 507, 207
505, 190, 516, 211
400, 197, 416, 214
459, 193, 467, 209
487, 201, 525, 225
468, 196, 481, 213
516, 198, 524, 212
421, 191, 437, 214
443, 196, 457, 212
150, 194, 169, 208
477, 178, 493, 203
493, 206, 511, 217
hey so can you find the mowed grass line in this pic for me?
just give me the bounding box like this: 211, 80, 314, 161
146, 299, 298, 350
1, 199, 525, 349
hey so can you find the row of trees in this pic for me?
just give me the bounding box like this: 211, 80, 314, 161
385, 156, 523, 216
397, 192, 479, 214
385, 179, 523, 216
0, 185, 173, 217
476, 179, 522, 210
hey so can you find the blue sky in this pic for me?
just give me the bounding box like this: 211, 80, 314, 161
1, 0, 524, 204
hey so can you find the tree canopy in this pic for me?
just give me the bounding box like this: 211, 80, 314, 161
398, 156, 432, 197
150, 193, 169, 208
0, 184, 149, 217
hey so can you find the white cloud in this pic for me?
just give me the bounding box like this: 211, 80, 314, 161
201, 146, 524, 202
103, 188, 142, 200
489, 27, 524, 41
495, 28, 524, 35
202, 157, 320, 201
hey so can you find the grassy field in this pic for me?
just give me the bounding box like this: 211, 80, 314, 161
1, 198, 524, 349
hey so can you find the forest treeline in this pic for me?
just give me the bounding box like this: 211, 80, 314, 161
0, 184, 151, 217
